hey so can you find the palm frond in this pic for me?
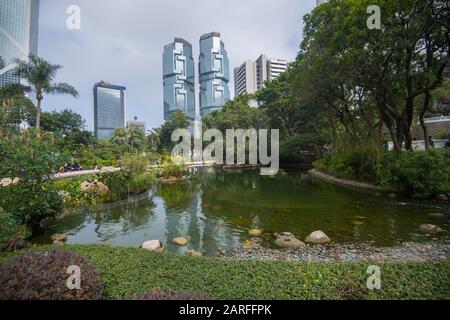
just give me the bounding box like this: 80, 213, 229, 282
48, 83, 79, 97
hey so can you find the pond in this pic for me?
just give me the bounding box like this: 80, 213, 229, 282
34, 168, 450, 256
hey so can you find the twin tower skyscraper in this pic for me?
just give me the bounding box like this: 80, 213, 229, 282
163, 32, 230, 121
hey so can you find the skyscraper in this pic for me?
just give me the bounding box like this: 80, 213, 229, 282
234, 54, 289, 96
163, 38, 195, 121
0, 0, 40, 86
93, 81, 126, 139
199, 32, 230, 116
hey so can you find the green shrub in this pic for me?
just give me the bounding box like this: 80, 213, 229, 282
0, 183, 63, 227
53, 177, 104, 207
0, 130, 66, 227
315, 150, 380, 182
0, 249, 102, 300
160, 156, 186, 179
378, 149, 450, 195
315, 148, 450, 195
0, 208, 30, 253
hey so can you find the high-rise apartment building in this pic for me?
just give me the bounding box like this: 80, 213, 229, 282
0, 0, 40, 86
163, 38, 195, 121
234, 54, 289, 96
93, 81, 126, 140
199, 32, 230, 116
234, 60, 256, 96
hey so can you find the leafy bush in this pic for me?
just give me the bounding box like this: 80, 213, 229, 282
315, 149, 380, 182
0, 208, 30, 253
130, 288, 210, 300
0, 184, 63, 227
0, 249, 102, 300
0, 130, 66, 227
315, 148, 450, 195
160, 156, 186, 179
378, 149, 450, 195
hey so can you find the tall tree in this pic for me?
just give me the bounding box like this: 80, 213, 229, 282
13, 54, 78, 129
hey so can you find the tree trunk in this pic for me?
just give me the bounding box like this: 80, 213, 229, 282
420, 91, 432, 149
35, 97, 41, 129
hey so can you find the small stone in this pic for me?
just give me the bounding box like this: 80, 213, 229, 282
305, 230, 331, 244
388, 194, 397, 199
243, 240, 254, 249
187, 250, 202, 257
141, 240, 165, 252
428, 213, 446, 219
352, 220, 364, 226
419, 224, 444, 234
173, 237, 189, 246
51, 234, 67, 242
274, 232, 305, 248
436, 194, 449, 201
248, 229, 263, 237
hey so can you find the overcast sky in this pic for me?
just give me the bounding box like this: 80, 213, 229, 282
38, 0, 316, 131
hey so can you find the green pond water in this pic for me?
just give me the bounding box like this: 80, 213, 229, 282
34, 168, 449, 256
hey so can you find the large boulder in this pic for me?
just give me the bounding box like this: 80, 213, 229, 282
274, 232, 305, 248
80, 180, 110, 197
248, 229, 263, 237
141, 240, 165, 252
0, 178, 13, 187
419, 224, 444, 234
305, 230, 331, 244
172, 237, 189, 246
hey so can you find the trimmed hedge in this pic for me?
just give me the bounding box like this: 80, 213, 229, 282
2, 245, 448, 300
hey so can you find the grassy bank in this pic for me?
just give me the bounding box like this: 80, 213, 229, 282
2, 245, 449, 300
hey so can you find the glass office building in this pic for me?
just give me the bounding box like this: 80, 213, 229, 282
0, 0, 40, 86
94, 82, 126, 139
163, 38, 195, 120
199, 32, 230, 116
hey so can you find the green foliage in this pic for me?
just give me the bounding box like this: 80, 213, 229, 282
0, 208, 30, 253
157, 110, 190, 153
111, 127, 147, 155
159, 156, 186, 179
434, 130, 450, 140
0, 130, 66, 226
0, 249, 102, 300
378, 149, 450, 195
5, 245, 447, 300
315, 150, 382, 183
316, 149, 450, 195
121, 154, 156, 194
203, 95, 270, 132
130, 288, 211, 300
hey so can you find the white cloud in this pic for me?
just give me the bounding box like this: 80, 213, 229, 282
38, 0, 315, 130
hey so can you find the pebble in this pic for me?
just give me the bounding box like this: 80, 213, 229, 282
221, 242, 450, 263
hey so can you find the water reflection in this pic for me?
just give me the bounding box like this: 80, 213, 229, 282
34, 168, 449, 255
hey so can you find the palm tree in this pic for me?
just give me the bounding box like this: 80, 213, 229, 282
0, 83, 30, 108
13, 54, 78, 129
